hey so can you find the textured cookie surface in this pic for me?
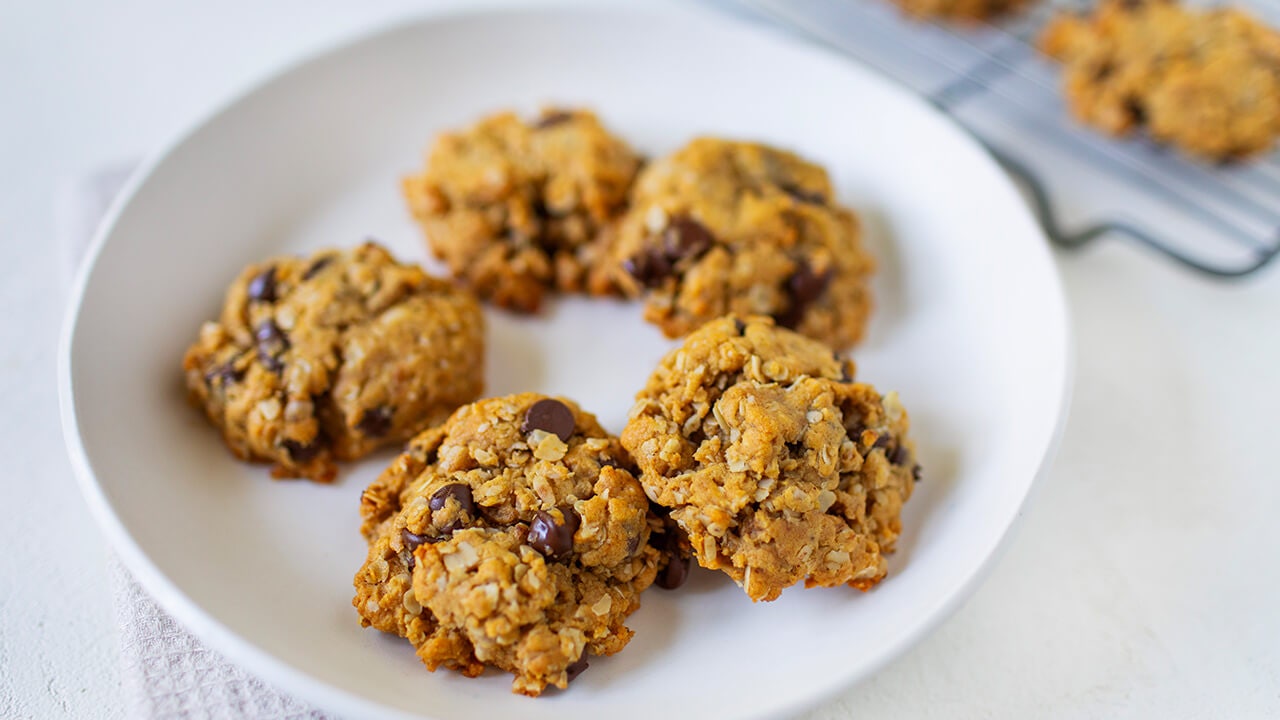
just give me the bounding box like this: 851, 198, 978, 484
608, 138, 874, 350
1041, 0, 1280, 160
182, 242, 484, 482
354, 393, 667, 696
622, 316, 917, 602
403, 108, 642, 312
892, 0, 1025, 21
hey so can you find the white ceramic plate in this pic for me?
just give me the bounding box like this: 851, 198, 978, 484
59, 3, 1070, 718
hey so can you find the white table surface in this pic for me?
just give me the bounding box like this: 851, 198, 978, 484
3, 1, 1278, 718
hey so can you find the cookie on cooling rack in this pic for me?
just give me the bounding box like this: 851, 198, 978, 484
1041, 0, 1280, 161
892, 0, 1027, 21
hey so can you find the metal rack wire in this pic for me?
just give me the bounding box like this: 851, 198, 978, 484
743, 0, 1280, 278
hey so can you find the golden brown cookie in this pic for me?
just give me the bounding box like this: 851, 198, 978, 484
622, 315, 918, 602
607, 138, 874, 350
402, 109, 642, 312
354, 393, 672, 696
182, 242, 484, 482
892, 0, 1026, 21
1040, 0, 1280, 160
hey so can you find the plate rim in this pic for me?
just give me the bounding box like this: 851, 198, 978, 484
58, 2, 1074, 718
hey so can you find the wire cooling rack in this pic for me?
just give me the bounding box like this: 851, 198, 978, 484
742, 0, 1280, 278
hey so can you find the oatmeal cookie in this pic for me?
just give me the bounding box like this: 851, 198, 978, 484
1040, 0, 1280, 160
354, 393, 673, 696
402, 108, 642, 312
892, 0, 1026, 21
621, 315, 918, 602
182, 242, 484, 482
607, 138, 874, 350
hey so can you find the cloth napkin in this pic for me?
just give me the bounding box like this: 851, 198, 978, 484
60, 167, 331, 720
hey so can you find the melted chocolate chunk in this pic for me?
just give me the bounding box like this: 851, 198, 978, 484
428, 484, 475, 534
623, 249, 673, 288
247, 267, 277, 303
663, 217, 714, 261
889, 445, 910, 466
357, 405, 394, 438
656, 553, 691, 590
302, 255, 334, 280
780, 182, 827, 205
534, 110, 573, 129
565, 654, 590, 682
528, 508, 579, 559
281, 438, 320, 462
521, 399, 575, 443
254, 319, 289, 371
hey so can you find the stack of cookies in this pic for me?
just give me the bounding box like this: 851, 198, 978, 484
182, 107, 919, 696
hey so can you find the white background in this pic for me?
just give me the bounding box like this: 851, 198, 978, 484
2, 1, 1278, 718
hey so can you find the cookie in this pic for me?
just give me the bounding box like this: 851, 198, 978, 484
892, 0, 1026, 21
182, 242, 484, 482
402, 108, 642, 312
354, 393, 670, 696
1040, 0, 1280, 160
608, 138, 874, 350
621, 315, 918, 602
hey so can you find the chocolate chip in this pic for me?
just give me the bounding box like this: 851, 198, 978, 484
521, 398, 575, 443
429, 483, 475, 515
402, 528, 433, 551
565, 654, 589, 682
626, 533, 641, 555
402, 528, 435, 569
1124, 98, 1147, 124
534, 110, 573, 129
734, 318, 746, 335
204, 358, 244, 386
663, 217, 713, 261
531, 197, 551, 221
302, 255, 334, 280
889, 445, 910, 465
789, 261, 832, 305
780, 182, 827, 205
775, 260, 831, 329
656, 553, 691, 590
528, 508, 579, 559
357, 405, 394, 438
873, 434, 892, 448
622, 249, 673, 288
247, 267, 277, 303
831, 353, 856, 383
254, 319, 289, 371
912, 464, 923, 482
281, 438, 320, 462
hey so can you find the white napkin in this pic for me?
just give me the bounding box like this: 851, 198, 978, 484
61, 167, 332, 720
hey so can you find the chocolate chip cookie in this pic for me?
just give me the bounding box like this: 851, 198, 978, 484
182, 242, 484, 482
621, 315, 918, 602
608, 138, 874, 350
354, 393, 672, 696
892, 0, 1026, 21
402, 108, 642, 312
1040, 0, 1280, 160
